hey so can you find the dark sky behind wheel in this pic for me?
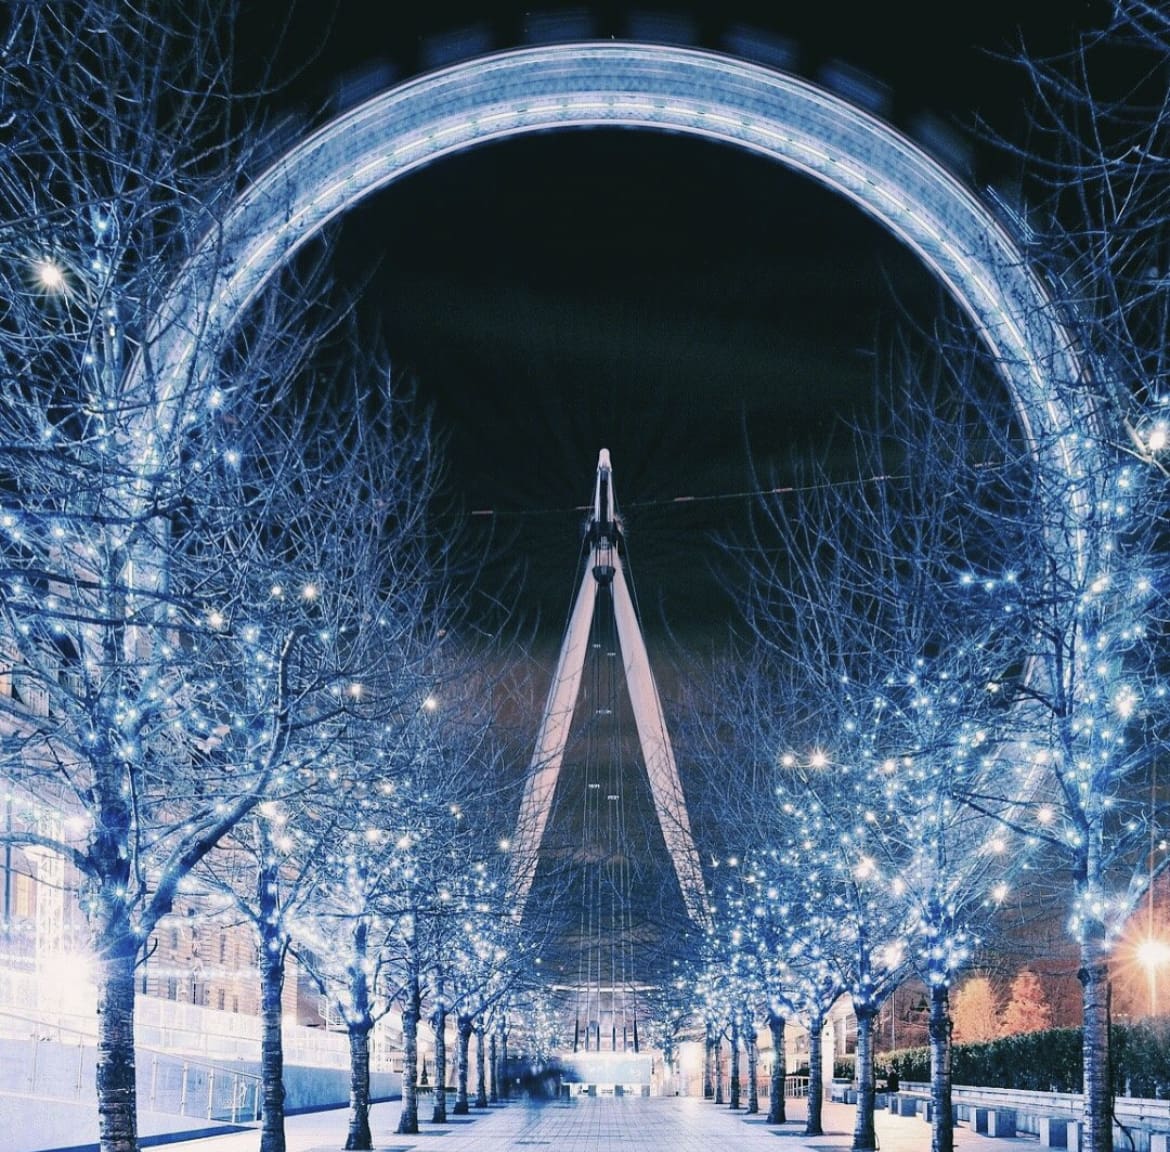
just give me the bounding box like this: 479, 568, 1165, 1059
244, 0, 1111, 655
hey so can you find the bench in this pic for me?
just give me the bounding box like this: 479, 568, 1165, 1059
1039, 1117, 1081, 1150
898, 1097, 959, 1126
975, 1107, 1018, 1137
891, 1093, 928, 1117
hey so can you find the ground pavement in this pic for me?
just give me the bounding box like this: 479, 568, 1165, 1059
152, 1093, 1038, 1152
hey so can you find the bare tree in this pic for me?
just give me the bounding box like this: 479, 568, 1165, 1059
975, 11, 1170, 1150
443, 859, 526, 1116
638, 972, 703, 1096
1000, 968, 1053, 1035
190, 372, 449, 1152
709, 844, 832, 1126
291, 653, 513, 1147
950, 976, 1001, 1043
0, 5, 355, 1150
712, 328, 1036, 1152
292, 713, 450, 1146
694, 969, 728, 1105
684, 649, 844, 1132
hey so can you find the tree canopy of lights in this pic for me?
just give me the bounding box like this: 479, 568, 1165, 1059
692, 10, 1170, 1148
0, 4, 499, 1151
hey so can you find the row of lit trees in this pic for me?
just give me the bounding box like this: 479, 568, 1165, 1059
692, 320, 1168, 1152
685, 8, 1170, 1152
0, 5, 557, 1152
694, 317, 1167, 1152
193, 669, 531, 1152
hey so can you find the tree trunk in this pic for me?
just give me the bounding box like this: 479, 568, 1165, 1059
489, 1028, 499, 1104
806, 1011, 825, 1137
746, 1023, 759, 1115
729, 1017, 741, 1109
703, 1023, 714, 1098
928, 982, 954, 1152
475, 1021, 488, 1108
431, 999, 448, 1123
1080, 932, 1113, 1152
768, 1012, 787, 1124
345, 1025, 374, 1150
345, 918, 374, 1150
258, 915, 287, 1152
714, 1033, 725, 1104
453, 1015, 473, 1114
95, 935, 139, 1152
396, 968, 421, 1135
851, 1006, 877, 1151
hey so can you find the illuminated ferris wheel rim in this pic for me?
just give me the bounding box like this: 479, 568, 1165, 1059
117, 40, 1097, 936
136, 38, 1096, 555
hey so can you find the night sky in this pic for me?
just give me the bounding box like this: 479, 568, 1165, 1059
246, 0, 1110, 654
232, 0, 1110, 989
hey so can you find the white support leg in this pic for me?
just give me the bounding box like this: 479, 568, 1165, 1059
508, 566, 598, 917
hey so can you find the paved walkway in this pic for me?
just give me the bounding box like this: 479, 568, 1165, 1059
154, 1094, 1039, 1152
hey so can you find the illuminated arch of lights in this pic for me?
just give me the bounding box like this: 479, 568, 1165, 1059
141, 40, 1092, 473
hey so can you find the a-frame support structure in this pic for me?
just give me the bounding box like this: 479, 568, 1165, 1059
509, 449, 711, 930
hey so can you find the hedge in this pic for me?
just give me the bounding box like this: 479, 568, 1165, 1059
876, 1021, 1170, 1098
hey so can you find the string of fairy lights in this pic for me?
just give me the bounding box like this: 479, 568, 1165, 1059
9, 250, 1170, 1069
7, 453, 1170, 1042
691, 438, 1170, 1068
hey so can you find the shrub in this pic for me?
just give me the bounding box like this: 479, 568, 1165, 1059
876, 1021, 1170, 1098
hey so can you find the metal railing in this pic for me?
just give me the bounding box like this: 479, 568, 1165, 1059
0, 971, 386, 1073
143, 1050, 261, 1123
0, 1008, 262, 1122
